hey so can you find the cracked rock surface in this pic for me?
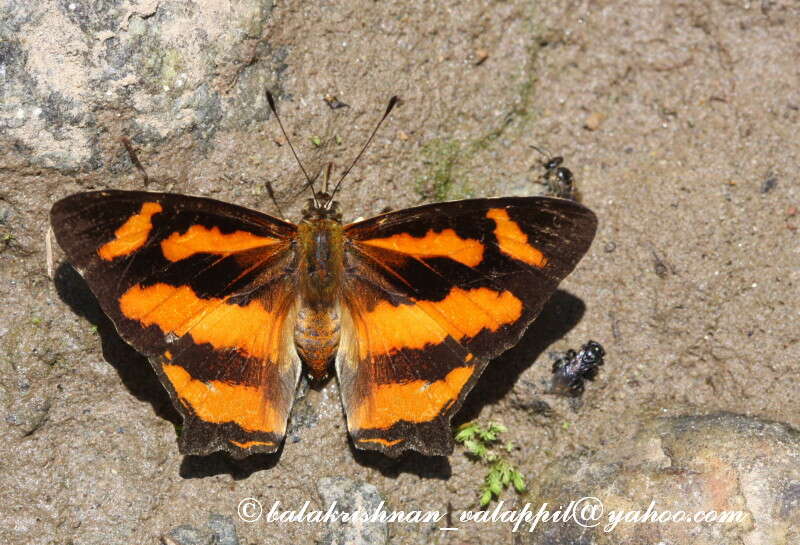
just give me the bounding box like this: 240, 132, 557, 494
521, 414, 800, 545
0, 1, 798, 544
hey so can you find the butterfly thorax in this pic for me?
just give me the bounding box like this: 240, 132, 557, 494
294, 214, 345, 381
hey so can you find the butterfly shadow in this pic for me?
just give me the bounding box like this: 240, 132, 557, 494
349, 442, 453, 480
454, 289, 587, 425
54, 263, 282, 478
54, 262, 181, 426
179, 449, 281, 479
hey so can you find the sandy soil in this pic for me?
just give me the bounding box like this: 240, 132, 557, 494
0, 1, 798, 544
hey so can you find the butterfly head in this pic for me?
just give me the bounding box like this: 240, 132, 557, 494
301, 192, 342, 222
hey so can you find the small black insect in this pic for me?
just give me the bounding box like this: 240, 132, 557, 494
531, 145, 577, 200
549, 340, 605, 397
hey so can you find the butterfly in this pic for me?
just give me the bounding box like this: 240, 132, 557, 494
50, 97, 597, 458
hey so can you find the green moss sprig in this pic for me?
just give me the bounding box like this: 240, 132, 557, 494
455, 421, 526, 506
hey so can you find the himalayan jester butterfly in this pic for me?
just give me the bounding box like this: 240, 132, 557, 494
50, 94, 597, 457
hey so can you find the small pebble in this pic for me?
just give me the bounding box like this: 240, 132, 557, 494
584, 112, 606, 131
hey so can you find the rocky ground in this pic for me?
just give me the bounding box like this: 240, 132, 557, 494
1, 1, 798, 544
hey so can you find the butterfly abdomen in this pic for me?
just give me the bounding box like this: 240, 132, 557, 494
294, 305, 341, 381
295, 219, 346, 381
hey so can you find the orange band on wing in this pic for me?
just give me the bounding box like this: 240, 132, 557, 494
161, 225, 281, 262
357, 287, 523, 357
360, 229, 484, 267
353, 366, 474, 429
229, 439, 277, 449
119, 283, 278, 360
163, 364, 281, 433
487, 208, 547, 268
98, 202, 163, 261
357, 438, 404, 447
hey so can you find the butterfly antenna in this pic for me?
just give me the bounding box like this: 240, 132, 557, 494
266, 90, 319, 206
327, 95, 400, 206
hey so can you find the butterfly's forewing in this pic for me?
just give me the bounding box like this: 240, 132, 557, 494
338, 197, 597, 456
51, 190, 301, 457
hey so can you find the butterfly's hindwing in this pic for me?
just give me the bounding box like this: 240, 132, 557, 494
338, 197, 597, 456
51, 190, 301, 457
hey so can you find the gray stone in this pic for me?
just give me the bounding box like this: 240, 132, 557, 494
317, 477, 388, 545
164, 514, 240, 545
5, 395, 51, 436
519, 413, 800, 545
164, 524, 212, 545
207, 514, 240, 545
0, 0, 277, 170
